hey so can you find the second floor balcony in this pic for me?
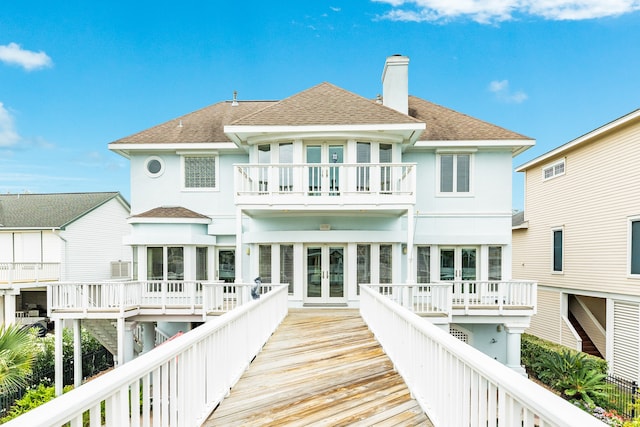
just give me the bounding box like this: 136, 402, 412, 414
234, 162, 416, 211
0, 262, 60, 284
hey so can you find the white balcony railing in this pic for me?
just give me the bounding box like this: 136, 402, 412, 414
6, 285, 289, 427
359, 285, 606, 426
48, 281, 277, 317
366, 280, 536, 318
235, 163, 416, 205
0, 262, 60, 284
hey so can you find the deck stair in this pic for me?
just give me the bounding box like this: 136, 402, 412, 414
569, 313, 603, 359
205, 309, 433, 426
83, 319, 142, 359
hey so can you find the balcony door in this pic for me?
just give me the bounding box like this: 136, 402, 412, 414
440, 247, 477, 302
305, 245, 346, 304
306, 143, 344, 196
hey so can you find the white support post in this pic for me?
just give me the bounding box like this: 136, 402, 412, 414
123, 321, 136, 363
73, 319, 82, 388
141, 322, 155, 354
55, 318, 64, 396
406, 207, 415, 284
4, 294, 16, 325
505, 324, 527, 375
235, 207, 243, 284
117, 317, 125, 366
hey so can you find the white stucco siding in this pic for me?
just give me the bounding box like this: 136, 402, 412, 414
60, 198, 131, 281
130, 152, 246, 216
0, 233, 13, 261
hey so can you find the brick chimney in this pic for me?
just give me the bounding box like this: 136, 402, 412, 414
381, 54, 409, 115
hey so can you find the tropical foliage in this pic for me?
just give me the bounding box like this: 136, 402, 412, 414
0, 324, 36, 392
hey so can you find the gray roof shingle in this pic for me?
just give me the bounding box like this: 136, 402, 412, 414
132, 206, 209, 219
109, 82, 530, 146
0, 192, 126, 229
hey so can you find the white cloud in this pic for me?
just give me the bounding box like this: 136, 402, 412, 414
0, 102, 20, 147
0, 42, 53, 71
330, 6, 342, 12
373, 0, 640, 23
489, 79, 528, 103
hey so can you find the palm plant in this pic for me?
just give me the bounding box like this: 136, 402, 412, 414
0, 324, 37, 392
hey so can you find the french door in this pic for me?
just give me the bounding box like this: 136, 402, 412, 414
440, 247, 477, 301
306, 143, 344, 195
217, 248, 235, 283
305, 245, 346, 304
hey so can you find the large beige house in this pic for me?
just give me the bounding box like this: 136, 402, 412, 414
513, 109, 640, 383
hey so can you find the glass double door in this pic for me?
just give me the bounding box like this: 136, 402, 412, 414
306, 143, 344, 195
305, 245, 346, 304
439, 247, 477, 281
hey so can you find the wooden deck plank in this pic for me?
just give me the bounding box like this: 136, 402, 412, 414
204, 309, 432, 426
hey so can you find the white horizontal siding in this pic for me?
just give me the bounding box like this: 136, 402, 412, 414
527, 289, 562, 343
60, 198, 131, 281
612, 300, 640, 382
517, 121, 640, 296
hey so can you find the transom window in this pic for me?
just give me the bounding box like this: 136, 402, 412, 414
543, 159, 565, 180
183, 155, 217, 189
438, 153, 472, 194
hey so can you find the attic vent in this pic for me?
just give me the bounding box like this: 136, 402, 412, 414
232, 90, 239, 107
111, 261, 131, 279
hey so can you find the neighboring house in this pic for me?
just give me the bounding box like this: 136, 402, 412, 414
0, 192, 132, 326
103, 55, 536, 369
513, 109, 640, 383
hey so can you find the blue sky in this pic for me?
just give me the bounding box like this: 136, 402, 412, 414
1, 1, 639, 210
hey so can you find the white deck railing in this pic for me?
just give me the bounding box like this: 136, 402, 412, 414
0, 262, 60, 284
48, 281, 276, 317
7, 285, 289, 427
364, 283, 453, 320
366, 280, 536, 318
235, 163, 416, 201
450, 280, 537, 311
359, 285, 606, 427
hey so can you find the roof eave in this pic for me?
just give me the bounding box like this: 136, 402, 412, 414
516, 109, 640, 172
224, 123, 426, 146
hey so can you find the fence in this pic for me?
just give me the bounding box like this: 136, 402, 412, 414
0, 347, 114, 418
606, 375, 638, 419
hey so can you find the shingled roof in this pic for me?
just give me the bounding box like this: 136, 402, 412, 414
111, 100, 276, 145
131, 206, 209, 219
229, 82, 422, 126
0, 192, 127, 229
408, 96, 531, 141
109, 82, 529, 146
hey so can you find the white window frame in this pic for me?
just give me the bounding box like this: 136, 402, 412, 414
180, 153, 219, 191
542, 158, 565, 181
628, 215, 640, 278
436, 150, 475, 196
144, 156, 165, 178
551, 226, 564, 274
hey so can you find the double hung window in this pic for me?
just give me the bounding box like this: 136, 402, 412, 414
438, 153, 471, 194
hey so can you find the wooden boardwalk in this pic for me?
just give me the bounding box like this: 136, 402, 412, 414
204, 309, 432, 427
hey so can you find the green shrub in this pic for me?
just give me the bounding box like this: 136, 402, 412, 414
0, 384, 73, 423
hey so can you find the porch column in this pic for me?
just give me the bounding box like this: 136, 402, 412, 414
73, 319, 82, 387
3, 293, 16, 325
235, 206, 243, 284
141, 322, 156, 354
123, 321, 136, 363
54, 318, 64, 396
117, 317, 125, 366
406, 207, 415, 284
504, 324, 527, 375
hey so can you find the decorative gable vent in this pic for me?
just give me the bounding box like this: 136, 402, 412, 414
111, 261, 131, 279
